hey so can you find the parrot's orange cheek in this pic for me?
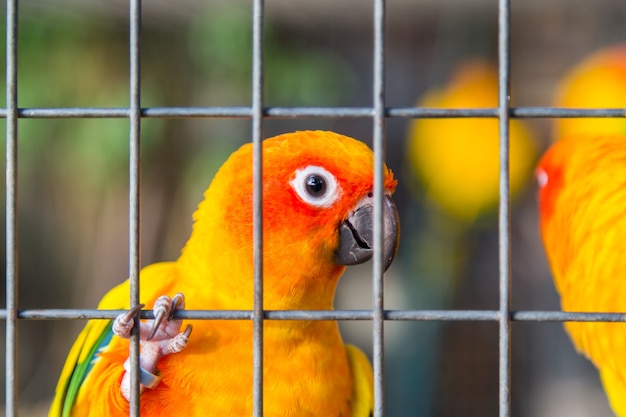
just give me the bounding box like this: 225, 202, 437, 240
536, 161, 565, 233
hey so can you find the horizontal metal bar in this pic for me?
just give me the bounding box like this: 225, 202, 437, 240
14, 106, 373, 119
510, 311, 626, 322
4, 107, 626, 119
8, 309, 626, 322
144, 107, 253, 118
15, 309, 254, 320
387, 108, 498, 118
15, 107, 252, 118
18, 108, 132, 118
386, 310, 499, 321
511, 107, 626, 118
267, 107, 374, 118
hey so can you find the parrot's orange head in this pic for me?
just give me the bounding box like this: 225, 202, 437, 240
536, 134, 626, 282
183, 130, 400, 309
535, 136, 589, 285
535, 141, 567, 234
536, 135, 626, 232
260, 131, 399, 270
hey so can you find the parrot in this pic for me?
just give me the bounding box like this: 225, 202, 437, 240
49, 130, 400, 417
407, 59, 537, 223
553, 44, 626, 141
536, 133, 626, 416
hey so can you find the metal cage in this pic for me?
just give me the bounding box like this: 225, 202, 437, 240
4, 1, 626, 417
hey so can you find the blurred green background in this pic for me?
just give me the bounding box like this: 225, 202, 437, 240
1, 0, 625, 415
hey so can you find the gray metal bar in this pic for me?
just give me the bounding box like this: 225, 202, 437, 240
251, 0, 265, 416
128, 0, 142, 416
0, 106, 622, 119
5, 0, 18, 415
387, 108, 498, 118
510, 311, 626, 322
511, 107, 626, 118
2, 308, 624, 322
372, 0, 386, 416
497, 1, 512, 417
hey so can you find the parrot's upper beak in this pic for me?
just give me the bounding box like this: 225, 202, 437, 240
336, 194, 400, 271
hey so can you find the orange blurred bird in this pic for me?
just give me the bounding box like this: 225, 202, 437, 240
50, 130, 400, 417
537, 134, 626, 416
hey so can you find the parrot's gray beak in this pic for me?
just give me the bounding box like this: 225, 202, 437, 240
335, 194, 400, 271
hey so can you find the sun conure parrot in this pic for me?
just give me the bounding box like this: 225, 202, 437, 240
553, 44, 626, 141
49, 130, 400, 417
537, 134, 626, 416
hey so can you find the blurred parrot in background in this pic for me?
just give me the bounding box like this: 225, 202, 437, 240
49, 130, 400, 417
553, 43, 626, 141
407, 59, 537, 224
537, 134, 626, 416
388, 59, 538, 416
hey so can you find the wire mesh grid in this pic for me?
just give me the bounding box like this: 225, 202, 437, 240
4, 1, 626, 417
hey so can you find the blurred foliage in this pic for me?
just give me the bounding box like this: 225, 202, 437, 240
188, 5, 355, 106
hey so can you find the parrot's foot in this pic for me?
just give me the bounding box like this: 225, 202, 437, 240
113, 293, 193, 401
112, 303, 145, 338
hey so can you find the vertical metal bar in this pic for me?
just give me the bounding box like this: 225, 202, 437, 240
5, 0, 18, 416
251, 0, 264, 416
372, 0, 386, 416
497, 1, 512, 417
128, 0, 142, 416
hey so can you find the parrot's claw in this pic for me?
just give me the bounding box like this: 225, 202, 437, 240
113, 304, 145, 338
146, 293, 185, 341
162, 324, 193, 355
147, 305, 166, 341
116, 293, 191, 401
169, 293, 185, 319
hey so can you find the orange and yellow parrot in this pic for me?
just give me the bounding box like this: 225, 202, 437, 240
49, 130, 400, 417
537, 134, 626, 416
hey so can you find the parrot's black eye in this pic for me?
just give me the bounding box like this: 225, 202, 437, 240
306, 175, 326, 196
291, 165, 342, 208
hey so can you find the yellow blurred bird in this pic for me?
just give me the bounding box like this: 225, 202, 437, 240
407, 60, 537, 223
553, 44, 626, 140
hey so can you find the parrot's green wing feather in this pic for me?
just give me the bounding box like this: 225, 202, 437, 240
49, 270, 175, 416
49, 279, 135, 417
49, 319, 114, 417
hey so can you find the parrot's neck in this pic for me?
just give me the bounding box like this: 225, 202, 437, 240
177, 225, 344, 311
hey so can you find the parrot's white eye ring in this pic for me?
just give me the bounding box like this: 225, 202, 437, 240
290, 165, 342, 208
536, 168, 548, 188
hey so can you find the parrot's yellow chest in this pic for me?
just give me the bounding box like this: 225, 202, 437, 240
171, 320, 353, 416
89, 319, 355, 417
